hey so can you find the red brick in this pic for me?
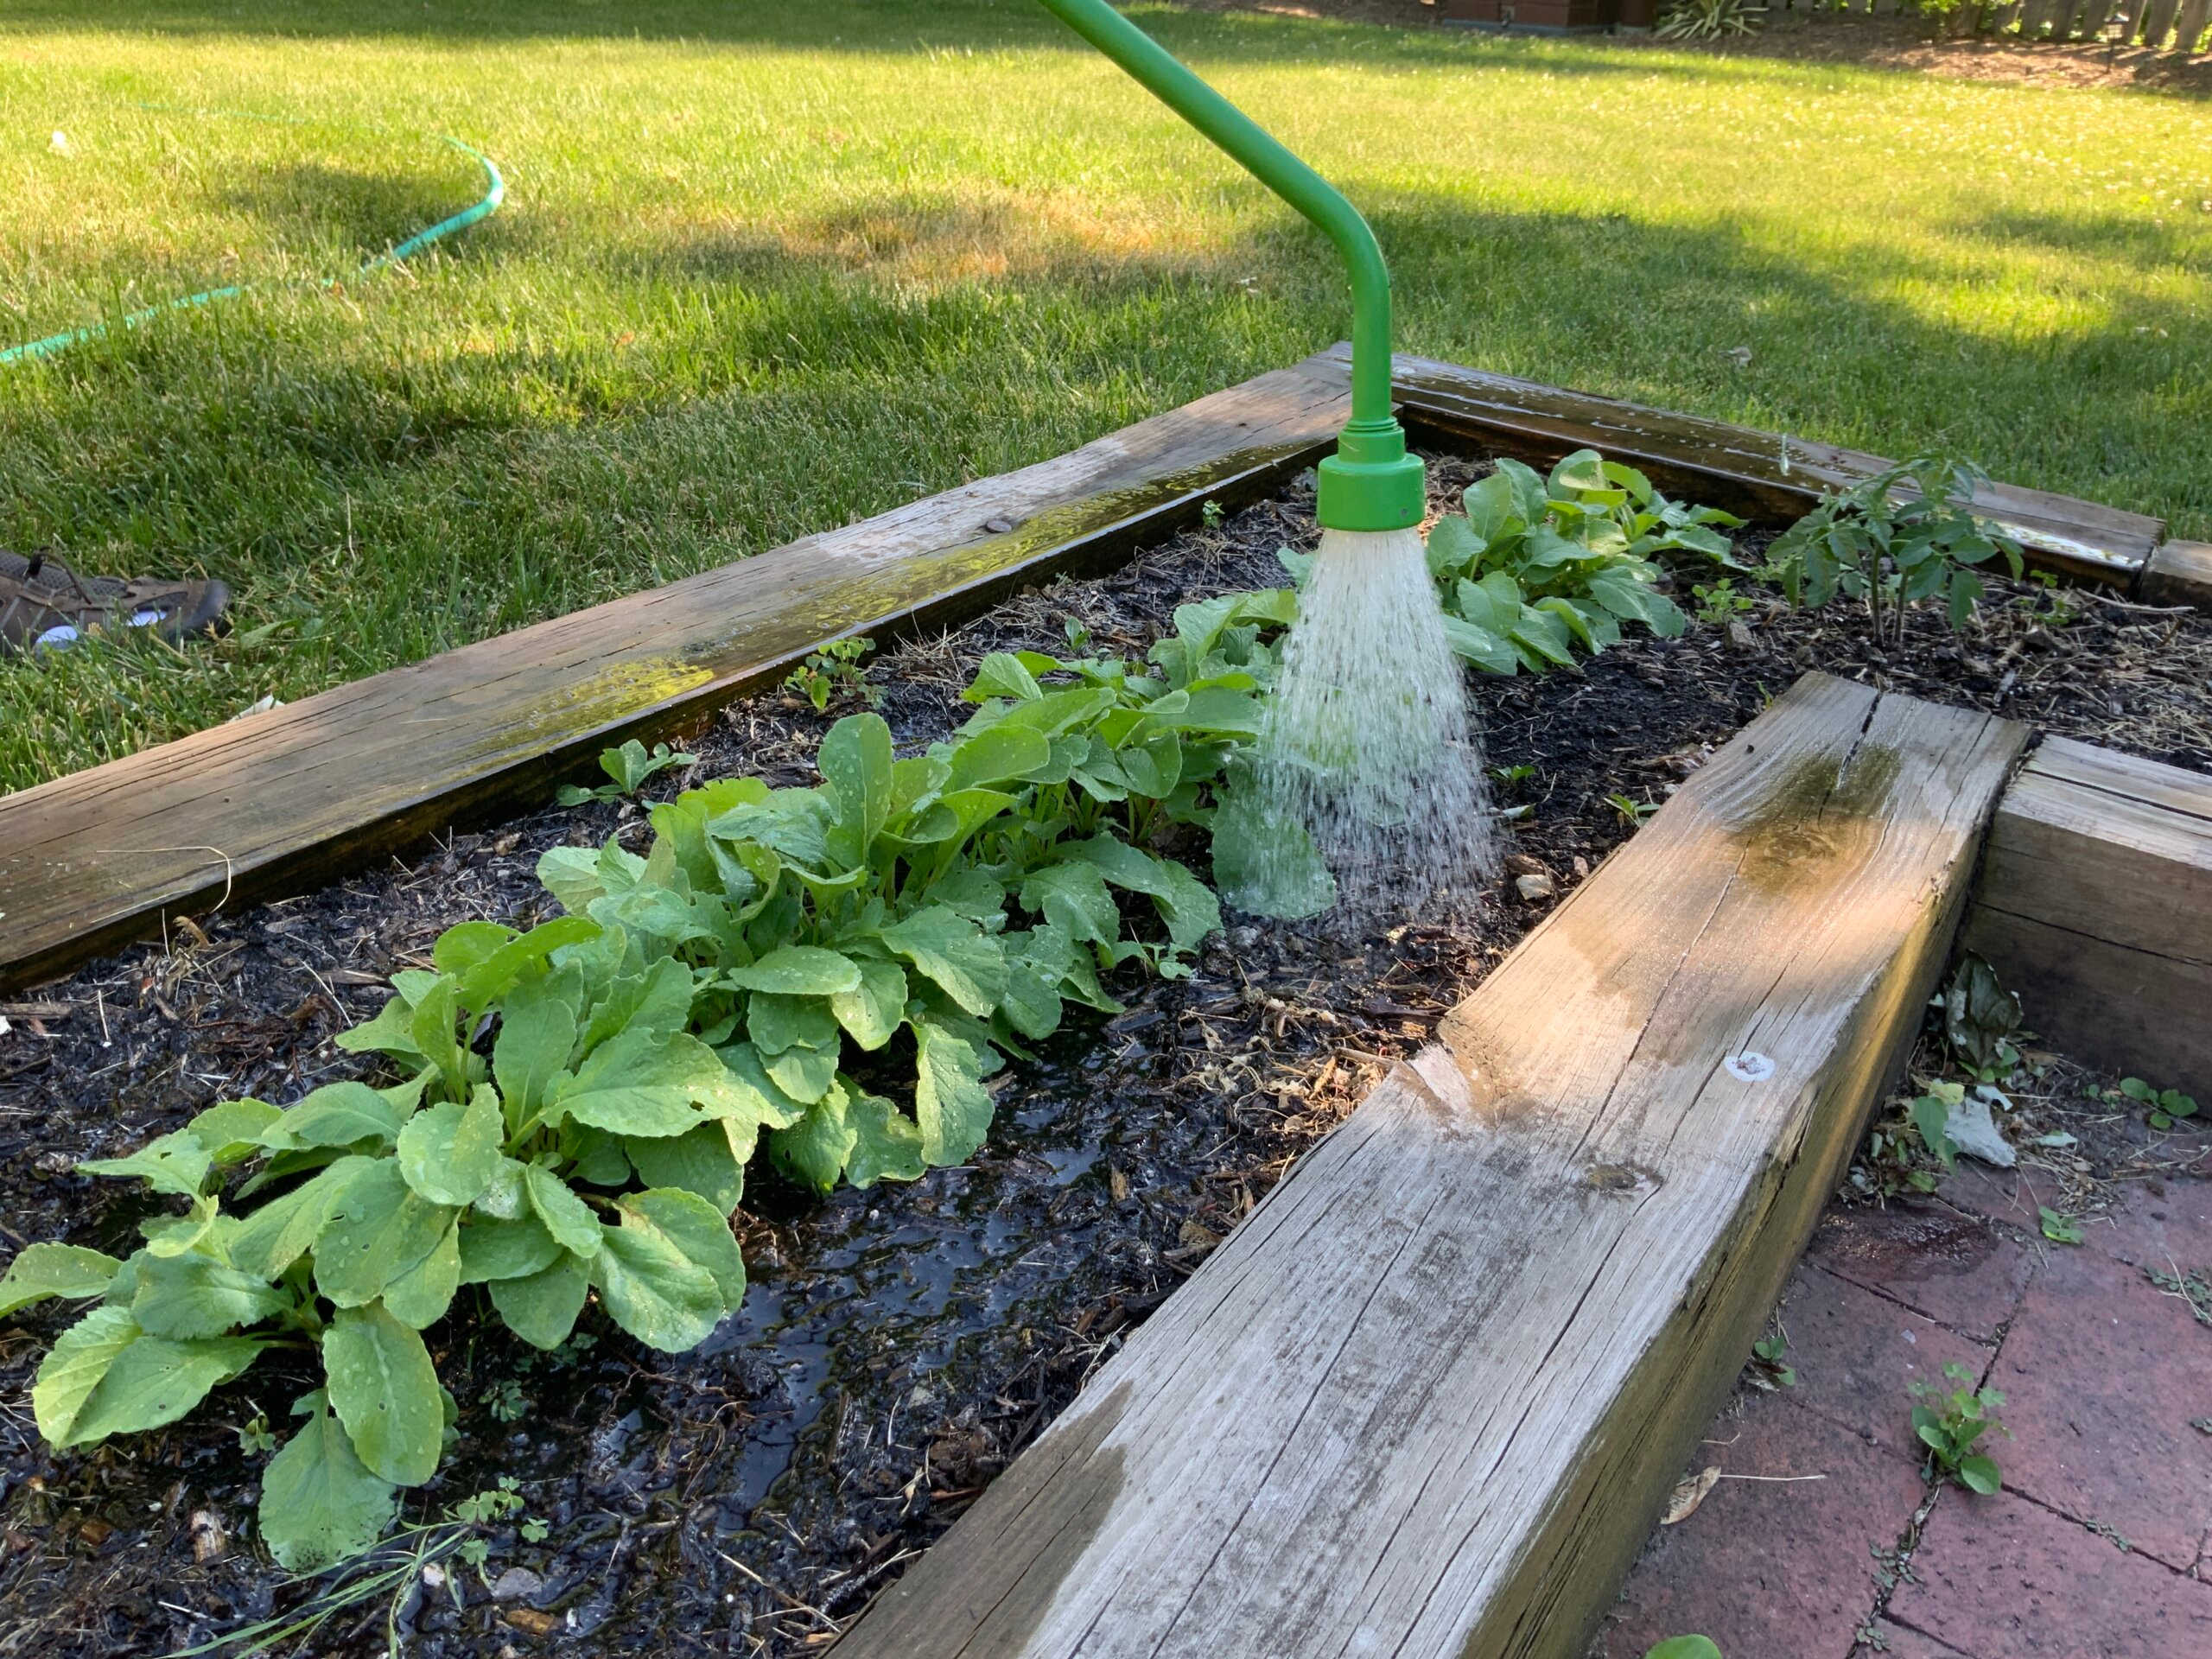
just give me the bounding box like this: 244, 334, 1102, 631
1595, 1394, 1924, 1659
1890, 1484, 2212, 1658
1805, 1199, 2037, 1344
1777, 1264, 1994, 1461
2093, 1173, 2212, 1276
1851, 1618, 1974, 1657
1936, 1160, 2038, 1230
1987, 1235, 2212, 1570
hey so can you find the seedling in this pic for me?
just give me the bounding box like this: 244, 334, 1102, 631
556, 738, 697, 805
1936, 957, 2023, 1084
1691, 578, 1756, 626
1606, 791, 1659, 829
1488, 763, 1536, 788
2037, 1206, 2084, 1246
1200, 498, 1225, 530
1643, 1639, 1723, 1659
1749, 1329, 1796, 1389
1910, 1361, 2006, 1493
782, 634, 878, 712
2119, 1076, 2198, 1131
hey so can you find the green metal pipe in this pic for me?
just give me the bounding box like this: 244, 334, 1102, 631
1035, 0, 1424, 531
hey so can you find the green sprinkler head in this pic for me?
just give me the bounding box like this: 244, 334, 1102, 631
1034, 0, 1425, 534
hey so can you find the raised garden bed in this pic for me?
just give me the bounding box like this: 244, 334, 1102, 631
4, 404, 2210, 1656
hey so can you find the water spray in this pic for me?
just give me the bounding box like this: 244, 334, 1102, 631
1038, 0, 1496, 920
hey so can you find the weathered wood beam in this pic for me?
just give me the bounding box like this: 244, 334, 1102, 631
1963, 736, 2212, 1091
1359, 345, 2164, 589
0, 356, 1351, 991
837, 672, 2028, 1659
2139, 538, 2212, 614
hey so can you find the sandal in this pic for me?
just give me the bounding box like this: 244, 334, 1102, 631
0, 550, 230, 658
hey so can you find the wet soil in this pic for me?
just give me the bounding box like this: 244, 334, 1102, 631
2, 454, 2209, 1656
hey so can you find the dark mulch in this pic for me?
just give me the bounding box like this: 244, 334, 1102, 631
1, 454, 2208, 1656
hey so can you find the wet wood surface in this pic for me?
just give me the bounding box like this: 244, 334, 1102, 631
0, 356, 1351, 990
836, 672, 2028, 1659
1965, 735, 2212, 1090
1364, 344, 2167, 589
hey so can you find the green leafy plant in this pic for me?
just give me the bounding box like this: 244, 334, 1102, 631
1691, 577, 1756, 625
0, 629, 1287, 1568
2038, 1206, 2084, 1246
1764, 457, 2024, 646
1605, 791, 1659, 830
1656, 0, 1763, 37
1860, 1077, 1962, 1197
1422, 453, 1741, 676
2106, 1075, 2199, 1131
1937, 956, 2024, 1085
782, 635, 879, 713
1644, 1639, 1724, 1659
1910, 1361, 2006, 1493
556, 739, 698, 805
1750, 1329, 1796, 1389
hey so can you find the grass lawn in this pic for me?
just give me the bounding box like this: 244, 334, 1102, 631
2, 0, 2206, 794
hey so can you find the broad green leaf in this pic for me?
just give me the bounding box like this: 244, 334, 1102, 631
380, 1219, 461, 1328
257, 1081, 410, 1153
130, 1251, 287, 1338
537, 845, 610, 916
325, 1304, 443, 1486
433, 920, 516, 978
765, 1039, 840, 1104
881, 906, 1007, 1017
459, 1211, 564, 1284
56, 1325, 263, 1446
1211, 780, 1335, 921
140, 1193, 223, 1262
333, 994, 428, 1065
474, 1154, 529, 1220
706, 791, 834, 872
493, 981, 577, 1128
1020, 861, 1121, 947
727, 946, 862, 997
79, 1130, 212, 1199
1425, 513, 1483, 578
228, 1155, 375, 1281
930, 865, 1009, 922
1115, 726, 1183, 799
524, 1164, 603, 1258
1440, 613, 1518, 676
1510, 606, 1577, 669
565, 1122, 632, 1186
1957, 1455, 2002, 1495
188, 1099, 282, 1166
553, 1027, 744, 1138
32, 1305, 141, 1444
829, 957, 908, 1051
713, 1043, 810, 1141
455, 916, 601, 1012
619, 1189, 747, 1305
997, 959, 1064, 1041
0, 1243, 120, 1318
408, 976, 468, 1098
1548, 448, 1611, 495
580, 955, 697, 1053
912, 1016, 995, 1166
396, 1085, 504, 1207
945, 724, 1052, 791
490, 1250, 591, 1351
590, 1215, 724, 1351
819, 713, 896, 867
1460, 472, 1518, 543
746, 991, 842, 1055
625, 1121, 747, 1213
1149, 856, 1221, 953
260, 1392, 398, 1572
844, 1093, 927, 1188
963, 652, 1043, 702
771, 1090, 857, 1195
1642, 1641, 1723, 1659
313, 1160, 458, 1309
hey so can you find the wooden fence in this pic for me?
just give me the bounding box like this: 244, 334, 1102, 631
1759, 0, 2210, 52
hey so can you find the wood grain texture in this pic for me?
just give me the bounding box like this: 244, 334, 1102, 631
836, 672, 2027, 1659
1362, 344, 2165, 588
0, 357, 1351, 991
1964, 736, 2212, 1090
2139, 539, 2212, 613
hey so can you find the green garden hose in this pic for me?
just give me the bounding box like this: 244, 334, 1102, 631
1035, 0, 1424, 531
1, 123, 504, 368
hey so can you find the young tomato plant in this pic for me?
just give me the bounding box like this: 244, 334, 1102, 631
1764, 457, 2024, 646
1910, 1361, 2007, 1493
